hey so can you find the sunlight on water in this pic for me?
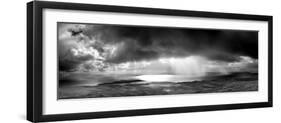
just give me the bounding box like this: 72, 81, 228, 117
135, 75, 173, 82
135, 74, 201, 83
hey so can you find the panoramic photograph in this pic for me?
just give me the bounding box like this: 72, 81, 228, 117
57, 22, 258, 99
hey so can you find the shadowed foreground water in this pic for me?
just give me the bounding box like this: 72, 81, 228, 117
58, 72, 258, 99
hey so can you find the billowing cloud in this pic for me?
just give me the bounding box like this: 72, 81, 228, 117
58, 23, 258, 73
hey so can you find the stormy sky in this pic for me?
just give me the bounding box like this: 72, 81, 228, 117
58, 22, 258, 77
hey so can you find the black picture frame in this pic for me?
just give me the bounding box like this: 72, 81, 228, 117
27, 1, 273, 122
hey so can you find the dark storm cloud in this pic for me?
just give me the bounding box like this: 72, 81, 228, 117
68, 28, 83, 36
58, 23, 258, 72
81, 25, 258, 63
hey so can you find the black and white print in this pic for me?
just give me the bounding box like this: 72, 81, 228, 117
58, 22, 258, 99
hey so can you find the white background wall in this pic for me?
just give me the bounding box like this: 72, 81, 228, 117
0, 0, 280, 122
